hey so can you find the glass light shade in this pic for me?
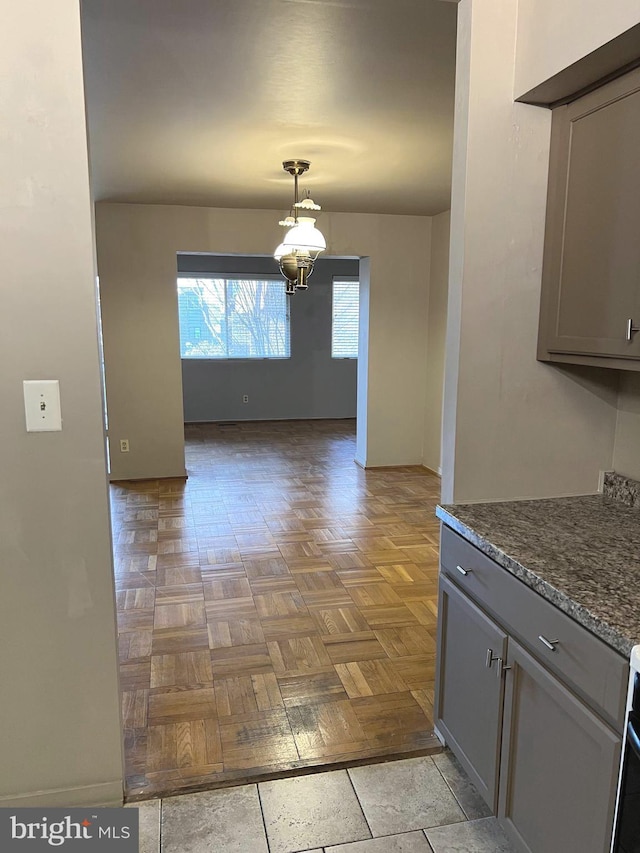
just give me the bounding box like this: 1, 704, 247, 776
282, 217, 326, 257
294, 197, 321, 211
274, 242, 288, 261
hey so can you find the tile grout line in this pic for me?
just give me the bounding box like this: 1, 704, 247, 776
431, 754, 491, 824
421, 828, 436, 852
256, 782, 273, 853
344, 767, 374, 842
430, 754, 471, 819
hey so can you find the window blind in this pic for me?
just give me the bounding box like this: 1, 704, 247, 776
332, 281, 360, 358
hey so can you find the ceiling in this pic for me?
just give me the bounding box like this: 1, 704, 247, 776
80, 0, 457, 217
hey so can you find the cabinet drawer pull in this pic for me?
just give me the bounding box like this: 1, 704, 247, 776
496, 657, 512, 677
456, 565, 471, 576
486, 648, 499, 668
538, 635, 559, 652
627, 319, 640, 342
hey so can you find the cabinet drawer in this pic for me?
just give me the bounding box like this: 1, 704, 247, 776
440, 525, 628, 730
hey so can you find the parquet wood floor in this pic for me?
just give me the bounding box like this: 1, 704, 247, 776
111, 419, 442, 801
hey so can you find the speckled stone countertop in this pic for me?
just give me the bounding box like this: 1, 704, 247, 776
436, 492, 640, 658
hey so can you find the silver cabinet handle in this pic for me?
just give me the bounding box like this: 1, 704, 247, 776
456, 565, 471, 576
496, 657, 512, 677
538, 635, 559, 652
627, 319, 640, 342
486, 648, 500, 668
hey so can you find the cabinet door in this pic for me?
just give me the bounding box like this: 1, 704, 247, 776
498, 639, 621, 853
435, 576, 507, 810
540, 66, 640, 359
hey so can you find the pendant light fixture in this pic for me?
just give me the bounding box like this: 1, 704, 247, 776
274, 159, 326, 294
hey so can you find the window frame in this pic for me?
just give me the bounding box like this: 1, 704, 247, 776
177, 273, 291, 361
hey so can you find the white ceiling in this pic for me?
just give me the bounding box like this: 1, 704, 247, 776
80, 0, 457, 216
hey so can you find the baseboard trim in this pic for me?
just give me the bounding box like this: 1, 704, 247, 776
0, 780, 124, 808
355, 462, 428, 470
433, 725, 446, 747
109, 472, 188, 484
422, 464, 442, 476
183, 417, 357, 425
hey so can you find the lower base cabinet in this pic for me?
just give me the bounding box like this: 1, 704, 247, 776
436, 576, 505, 811
499, 639, 620, 853
436, 567, 622, 853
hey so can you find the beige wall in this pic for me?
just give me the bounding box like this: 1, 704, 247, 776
423, 210, 450, 474
442, 0, 623, 504
0, 0, 123, 806
613, 373, 640, 480
513, 0, 640, 487
515, 0, 640, 98
96, 203, 432, 478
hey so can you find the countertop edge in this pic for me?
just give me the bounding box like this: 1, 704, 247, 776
435, 504, 631, 658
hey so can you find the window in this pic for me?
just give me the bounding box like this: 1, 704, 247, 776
177, 277, 290, 359
332, 280, 359, 358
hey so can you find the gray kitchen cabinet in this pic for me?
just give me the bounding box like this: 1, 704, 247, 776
436, 575, 507, 810
537, 65, 640, 369
498, 639, 621, 853
435, 525, 624, 853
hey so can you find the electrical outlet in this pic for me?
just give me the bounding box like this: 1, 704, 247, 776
120, 439, 130, 453
242, 395, 249, 403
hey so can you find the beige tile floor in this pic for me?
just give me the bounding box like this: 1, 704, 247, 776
127, 753, 517, 853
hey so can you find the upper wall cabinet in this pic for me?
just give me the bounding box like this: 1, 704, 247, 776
538, 66, 640, 370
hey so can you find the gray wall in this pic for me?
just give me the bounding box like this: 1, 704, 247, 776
0, 0, 123, 806
514, 0, 640, 98
441, 0, 621, 503
423, 210, 450, 474
178, 255, 359, 422
613, 373, 640, 480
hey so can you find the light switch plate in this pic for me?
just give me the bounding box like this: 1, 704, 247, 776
23, 380, 62, 432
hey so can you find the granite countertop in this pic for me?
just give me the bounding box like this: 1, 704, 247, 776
436, 484, 640, 658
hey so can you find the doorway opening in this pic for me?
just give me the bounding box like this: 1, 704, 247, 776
175, 253, 360, 430
107, 250, 441, 799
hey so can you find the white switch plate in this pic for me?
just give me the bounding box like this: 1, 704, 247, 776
23, 380, 62, 432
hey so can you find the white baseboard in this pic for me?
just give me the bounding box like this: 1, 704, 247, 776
433, 725, 446, 747
354, 459, 429, 469
0, 779, 123, 808
422, 464, 442, 476
109, 471, 187, 483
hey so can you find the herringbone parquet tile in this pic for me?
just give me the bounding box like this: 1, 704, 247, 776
111, 419, 442, 800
